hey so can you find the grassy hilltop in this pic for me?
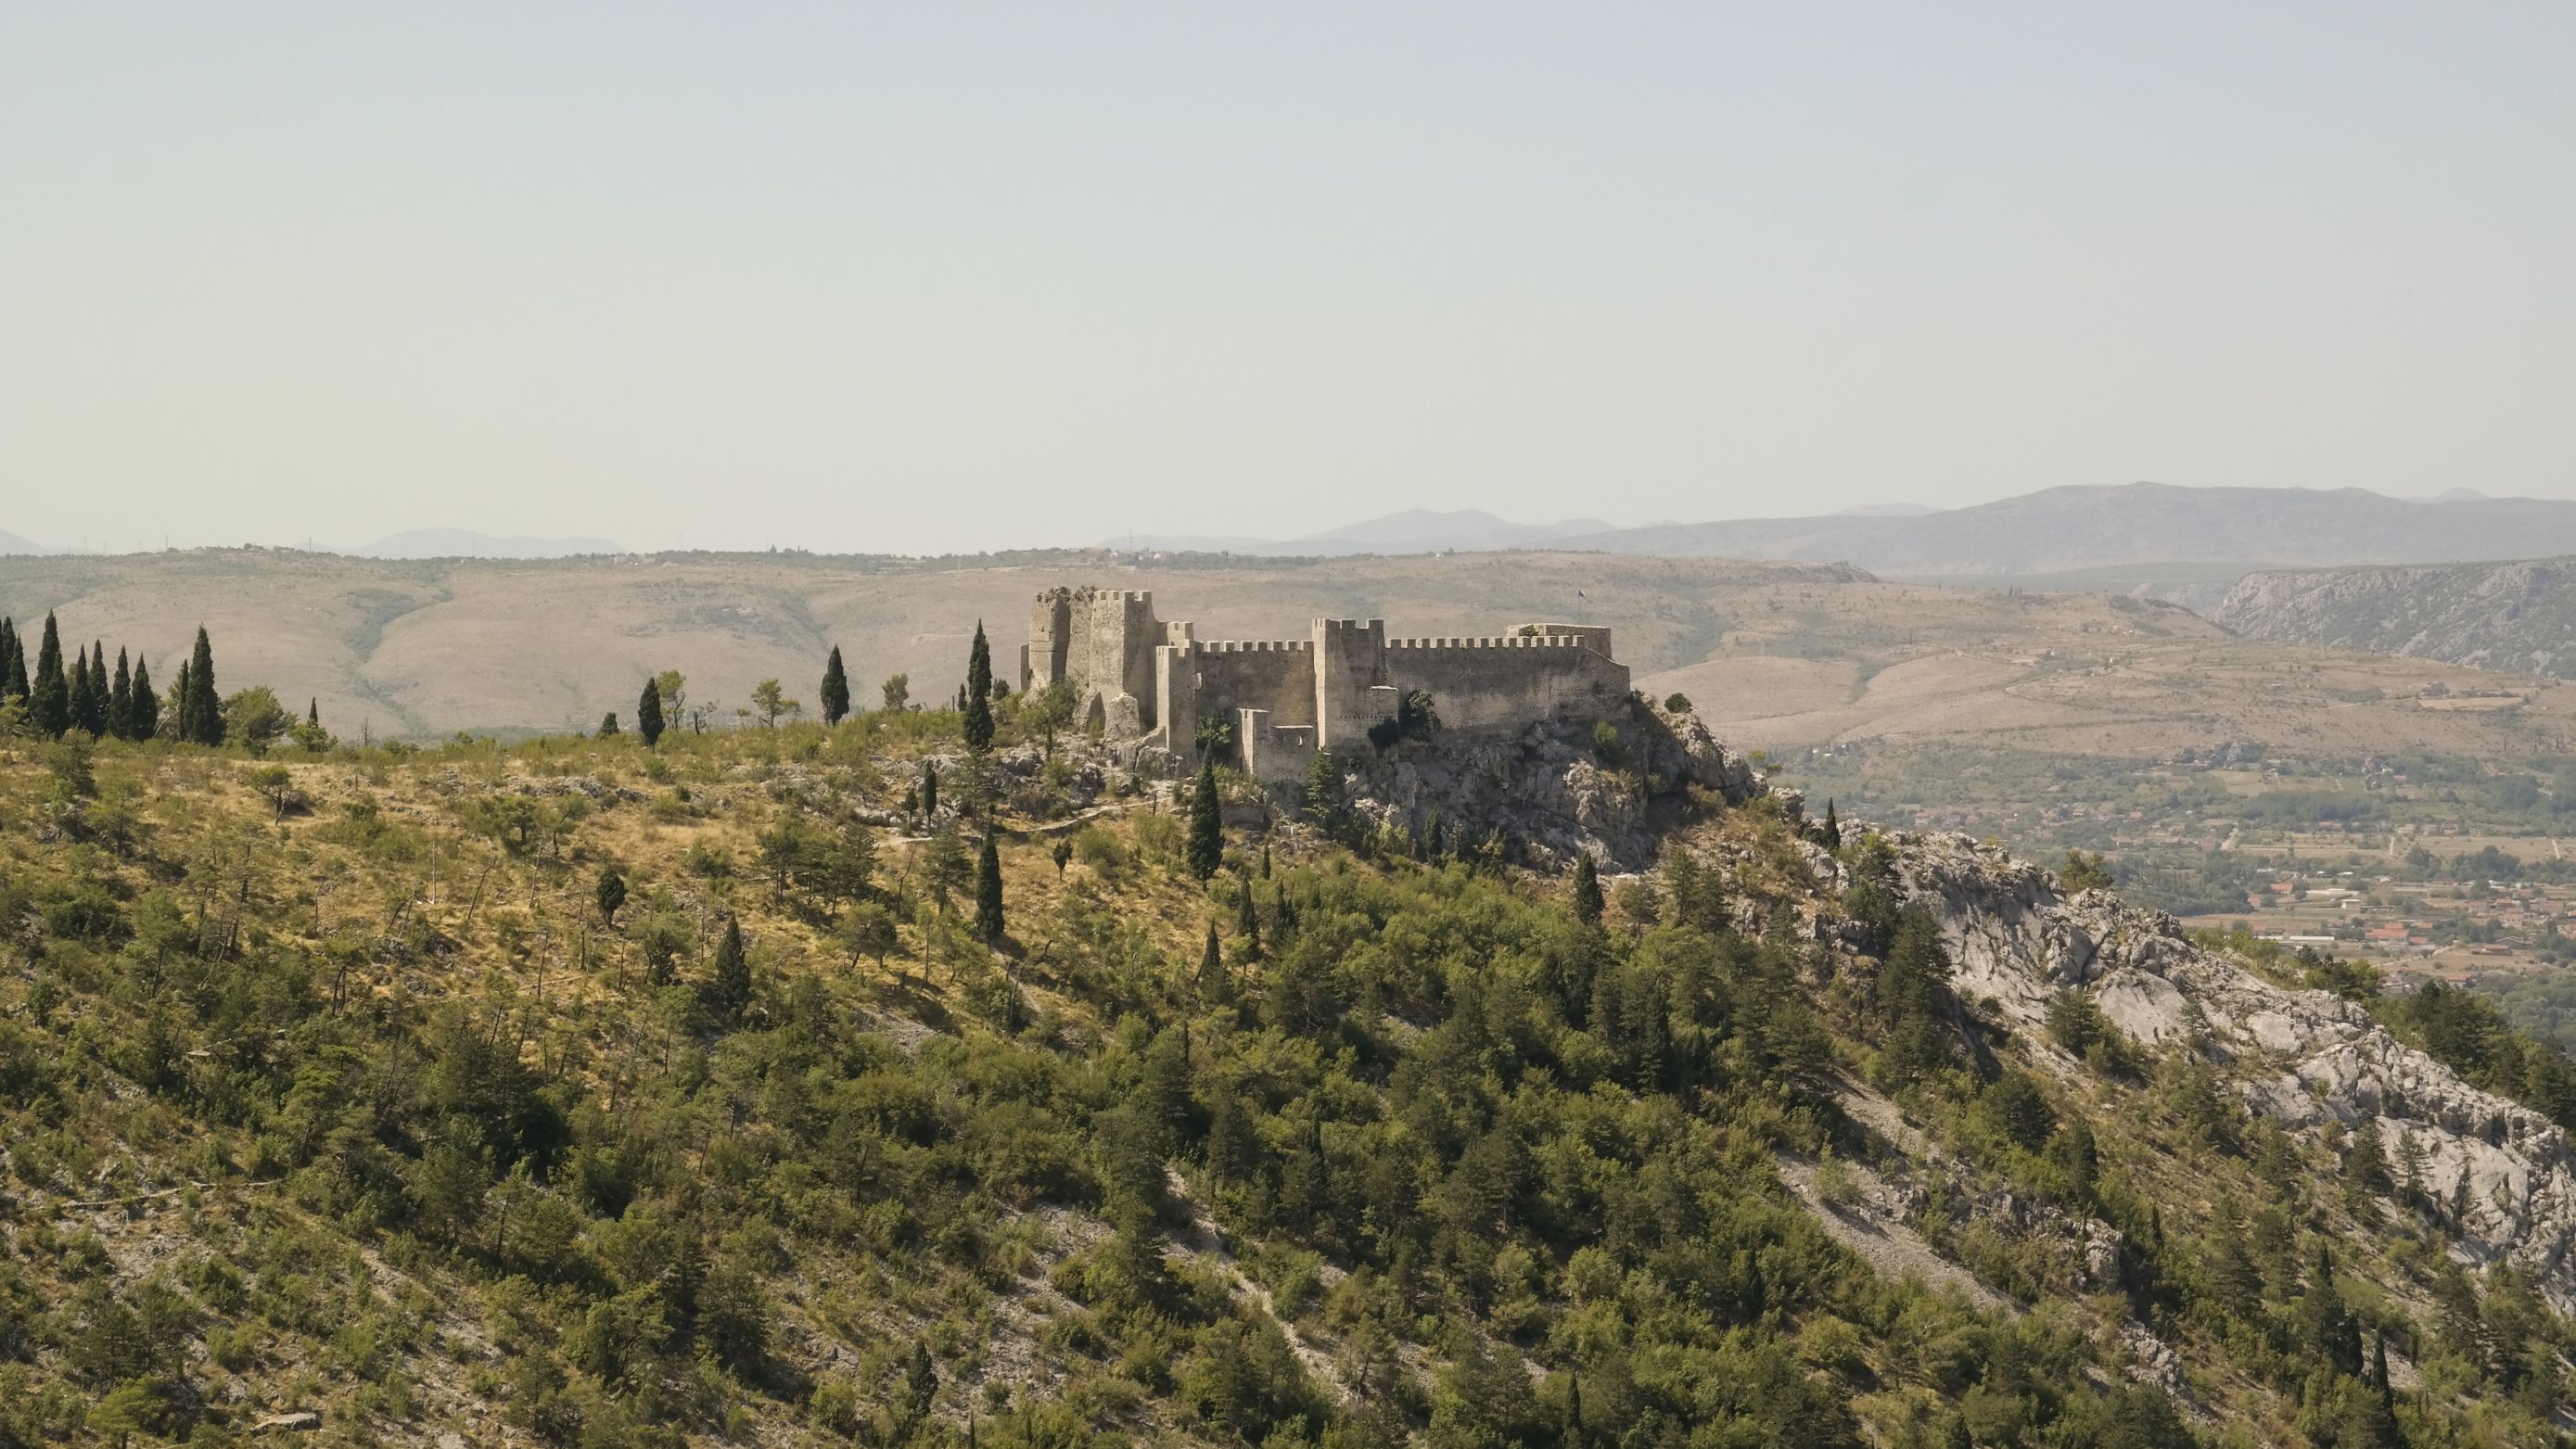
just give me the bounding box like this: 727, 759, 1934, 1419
0, 687, 2573, 1446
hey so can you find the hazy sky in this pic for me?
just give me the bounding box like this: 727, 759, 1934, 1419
5, 5, 2571, 554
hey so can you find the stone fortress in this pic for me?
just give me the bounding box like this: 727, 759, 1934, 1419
1020, 586, 1631, 782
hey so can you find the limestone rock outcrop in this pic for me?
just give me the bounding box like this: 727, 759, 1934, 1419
1334, 698, 1764, 870
1893, 833, 2576, 1305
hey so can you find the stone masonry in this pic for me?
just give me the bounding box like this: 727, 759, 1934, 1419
1021, 586, 1630, 782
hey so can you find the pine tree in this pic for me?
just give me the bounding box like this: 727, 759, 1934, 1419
973, 830, 1006, 941
820, 645, 850, 726
708, 916, 752, 1022
67, 644, 97, 737
108, 648, 133, 740
183, 626, 221, 744
0, 617, 18, 699
29, 613, 69, 738
1187, 756, 1223, 881
1821, 798, 1843, 849
1573, 854, 1605, 926
636, 678, 665, 747
128, 656, 157, 741
963, 621, 995, 752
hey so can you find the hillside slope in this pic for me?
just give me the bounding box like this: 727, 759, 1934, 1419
2214, 556, 2576, 680
5, 703, 2576, 1443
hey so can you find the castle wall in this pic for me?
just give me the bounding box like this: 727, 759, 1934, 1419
1158, 639, 1316, 766
1236, 708, 1318, 785
1384, 634, 1630, 735
1030, 589, 1629, 769
1312, 618, 1390, 751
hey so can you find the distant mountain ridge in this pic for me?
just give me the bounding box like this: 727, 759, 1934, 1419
1112, 484, 2576, 579
0, 530, 51, 556
2213, 555, 2576, 680
1558, 483, 2576, 575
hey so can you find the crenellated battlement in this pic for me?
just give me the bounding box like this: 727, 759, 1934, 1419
1032, 587, 1629, 782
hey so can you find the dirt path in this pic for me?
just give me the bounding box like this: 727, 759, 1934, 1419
1161, 1167, 1353, 1403
1776, 1153, 2013, 1313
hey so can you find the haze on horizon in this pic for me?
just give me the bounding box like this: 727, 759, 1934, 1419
4, 5, 2570, 557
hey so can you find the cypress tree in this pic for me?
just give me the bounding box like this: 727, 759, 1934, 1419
30, 613, 69, 738
963, 621, 995, 751
1198, 923, 1230, 1006
921, 760, 938, 820
308, 696, 319, 727
636, 678, 665, 747
820, 645, 850, 727
973, 831, 1005, 942
0, 617, 18, 699
128, 657, 158, 741
1573, 853, 1605, 926
108, 648, 133, 741
67, 644, 97, 737
183, 626, 221, 744
86, 643, 108, 733
1821, 799, 1843, 850
1186, 756, 1223, 881
708, 916, 752, 1022
1236, 883, 1261, 960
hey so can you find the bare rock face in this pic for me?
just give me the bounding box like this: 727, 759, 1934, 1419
1893, 831, 2576, 1307
1335, 699, 1765, 869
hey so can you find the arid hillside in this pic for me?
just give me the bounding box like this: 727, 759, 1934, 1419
6, 548, 2574, 766
0, 548, 1864, 739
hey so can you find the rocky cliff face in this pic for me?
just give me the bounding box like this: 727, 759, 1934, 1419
1333, 697, 1765, 870
2213, 556, 2576, 679
1894, 833, 2576, 1306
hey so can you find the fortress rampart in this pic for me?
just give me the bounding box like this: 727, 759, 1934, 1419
1023, 587, 1629, 782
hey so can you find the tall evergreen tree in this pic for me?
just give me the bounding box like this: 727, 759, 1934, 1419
708, 916, 752, 1022
636, 678, 665, 747
1572, 854, 1605, 927
963, 621, 995, 751
819, 645, 851, 727
108, 648, 133, 740
182, 626, 221, 744
1821, 799, 1843, 849
29, 613, 69, 738
67, 644, 98, 737
85, 642, 108, 732
0, 617, 18, 699
308, 696, 320, 726
973, 831, 1006, 941
1237, 883, 1261, 960
921, 760, 938, 820
128, 656, 157, 741
1186, 756, 1224, 881
1198, 923, 1230, 1007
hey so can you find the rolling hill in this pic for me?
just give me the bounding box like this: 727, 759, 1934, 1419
7, 547, 2576, 767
